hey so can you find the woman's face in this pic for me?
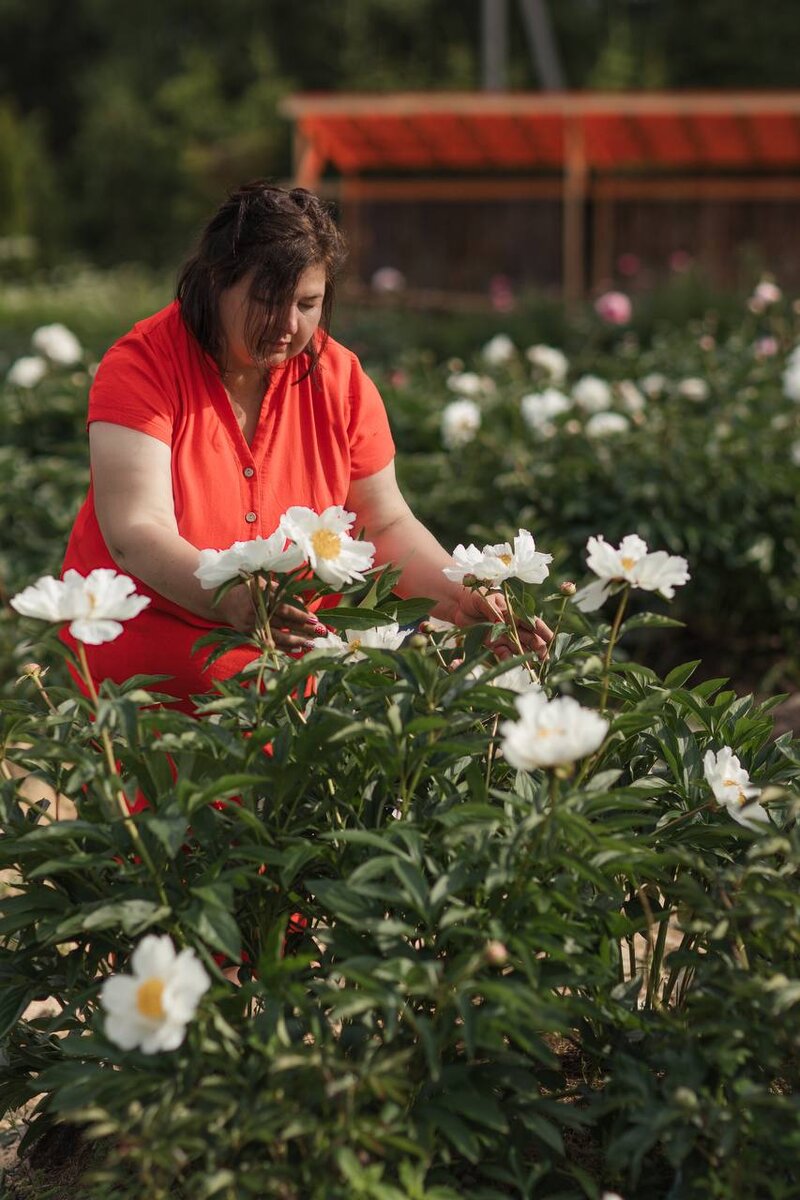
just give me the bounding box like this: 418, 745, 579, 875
218, 262, 327, 372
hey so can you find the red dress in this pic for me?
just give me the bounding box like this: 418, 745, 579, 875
62, 301, 395, 710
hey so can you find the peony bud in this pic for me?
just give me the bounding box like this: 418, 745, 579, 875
559, 581, 577, 597
21, 662, 43, 677
407, 633, 428, 651
485, 940, 509, 966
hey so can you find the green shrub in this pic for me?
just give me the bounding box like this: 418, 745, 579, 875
1, 557, 799, 1198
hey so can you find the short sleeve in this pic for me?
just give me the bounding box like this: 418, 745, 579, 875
346, 354, 396, 480
88, 335, 177, 446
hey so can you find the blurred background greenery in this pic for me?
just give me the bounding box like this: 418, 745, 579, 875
2, 0, 800, 268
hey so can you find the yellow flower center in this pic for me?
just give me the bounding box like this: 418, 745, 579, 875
620, 556, 636, 570
136, 977, 166, 1020
723, 779, 748, 807
536, 725, 563, 739
311, 529, 342, 561
498, 554, 513, 566
349, 638, 362, 653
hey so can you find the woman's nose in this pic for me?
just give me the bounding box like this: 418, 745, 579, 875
284, 307, 300, 336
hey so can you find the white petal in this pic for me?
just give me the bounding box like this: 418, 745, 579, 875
140, 1020, 188, 1054
10, 576, 69, 622
99, 975, 140, 1016
104, 1012, 151, 1051
574, 578, 612, 612
68, 618, 124, 645
131, 934, 178, 979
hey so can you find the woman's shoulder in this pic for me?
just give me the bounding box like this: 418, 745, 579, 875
316, 332, 366, 385
106, 301, 185, 361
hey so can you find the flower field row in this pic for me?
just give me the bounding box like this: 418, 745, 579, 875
378, 285, 800, 683
2, 288, 800, 1197
2, 500, 800, 1197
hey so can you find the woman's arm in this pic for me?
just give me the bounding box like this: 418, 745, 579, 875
90, 423, 315, 646
346, 461, 551, 657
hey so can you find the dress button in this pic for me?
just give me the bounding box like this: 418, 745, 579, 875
245, 511, 257, 523
243, 466, 255, 478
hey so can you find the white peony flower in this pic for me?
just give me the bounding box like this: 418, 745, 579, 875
520, 387, 572, 432
100, 935, 210, 1054
678, 377, 710, 402
575, 534, 690, 612
488, 663, 542, 694
195, 530, 305, 589
441, 398, 481, 449
500, 691, 608, 769
443, 529, 552, 586
11, 569, 150, 645
782, 363, 800, 403
525, 344, 568, 384
32, 322, 82, 364
703, 747, 769, 830
640, 372, 667, 399
446, 371, 491, 399
311, 622, 405, 661
616, 380, 646, 414
7, 355, 47, 388
481, 333, 515, 367
279, 506, 375, 588
585, 412, 630, 438
572, 375, 612, 413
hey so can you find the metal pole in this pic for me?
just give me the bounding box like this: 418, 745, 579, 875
518, 0, 566, 91
481, 0, 508, 91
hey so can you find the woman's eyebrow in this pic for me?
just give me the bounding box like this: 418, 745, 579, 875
296, 291, 324, 302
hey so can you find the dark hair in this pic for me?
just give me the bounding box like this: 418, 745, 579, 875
176, 181, 347, 375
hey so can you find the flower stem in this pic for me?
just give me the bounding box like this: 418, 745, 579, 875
75, 642, 169, 909
600, 585, 629, 711
501, 582, 537, 681
538, 593, 569, 685
484, 714, 500, 790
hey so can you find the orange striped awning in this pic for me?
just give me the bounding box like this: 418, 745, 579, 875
281, 91, 800, 177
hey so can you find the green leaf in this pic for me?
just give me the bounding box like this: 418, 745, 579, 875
0, 982, 37, 1039
184, 903, 241, 963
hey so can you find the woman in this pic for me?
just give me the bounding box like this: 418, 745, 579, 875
62, 181, 550, 710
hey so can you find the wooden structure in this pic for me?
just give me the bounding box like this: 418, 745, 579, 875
280, 91, 800, 301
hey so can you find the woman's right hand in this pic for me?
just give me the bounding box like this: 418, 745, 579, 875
217, 581, 326, 652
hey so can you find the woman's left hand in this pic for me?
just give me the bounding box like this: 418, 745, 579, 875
450, 588, 553, 662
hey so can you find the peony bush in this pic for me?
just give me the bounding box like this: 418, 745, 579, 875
383, 289, 800, 680
1, 515, 800, 1199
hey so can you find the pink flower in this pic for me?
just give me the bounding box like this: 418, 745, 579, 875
755, 336, 779, 359
594, 291, 632, 325
616, 252, 640, 277
489, 274, 515, 313
389, 368, 409, 389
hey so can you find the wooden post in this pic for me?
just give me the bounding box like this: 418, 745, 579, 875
517, 0, 565, 90
592, 193, 614, 291
482, 0, 508, 91
292, 127, 324, 190
563, 118, 587, 306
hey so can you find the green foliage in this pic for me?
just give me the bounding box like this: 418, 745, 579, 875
1, 564, 799, 1197
382, 296, 800, 679
2, 0, 800, 263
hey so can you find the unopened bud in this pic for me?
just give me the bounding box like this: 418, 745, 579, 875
672, 1086, 699, 1111
418, 621, 434, 635
21, 662, 43, 677
407, 633, 428, 651
485, 940, 508, 966
462, 573, 479, 589
559, 581, 576, 597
